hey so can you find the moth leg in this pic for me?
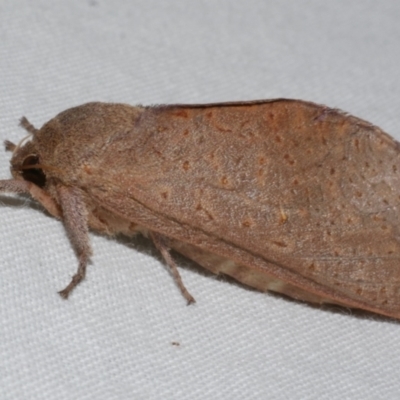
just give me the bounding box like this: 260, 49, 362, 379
0, 179, 61, 218
56, 185, 92, 299
150, 232, 196, 304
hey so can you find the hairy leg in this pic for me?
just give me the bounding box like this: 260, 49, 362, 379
56, 185, 92, 299
0, 179, 61, 218
150, 231, 195, 304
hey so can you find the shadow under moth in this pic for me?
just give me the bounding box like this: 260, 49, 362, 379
1, 99, 400, 319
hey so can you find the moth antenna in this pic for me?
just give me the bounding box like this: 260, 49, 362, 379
2, 118, 38, 155
20, 116, 39, 135
10, 133, 34, 155
4, 140, 16, 152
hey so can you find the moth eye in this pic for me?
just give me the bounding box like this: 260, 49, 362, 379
21, 155, 46, 188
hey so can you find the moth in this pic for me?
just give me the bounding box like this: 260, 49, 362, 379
2, 99, 400, 319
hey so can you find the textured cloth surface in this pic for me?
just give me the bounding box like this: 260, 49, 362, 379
1, 1, 400, 399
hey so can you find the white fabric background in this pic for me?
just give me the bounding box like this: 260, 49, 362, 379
1, 1, 400, 399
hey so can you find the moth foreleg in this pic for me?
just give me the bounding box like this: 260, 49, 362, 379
150, 232, 195, 304
56, 185, 92, 299
0, 179, 61, 218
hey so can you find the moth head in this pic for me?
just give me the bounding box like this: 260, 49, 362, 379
5, 117, 47, 188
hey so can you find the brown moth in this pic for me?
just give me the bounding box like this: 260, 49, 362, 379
2, 99, 400, 319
